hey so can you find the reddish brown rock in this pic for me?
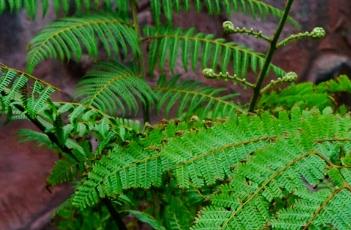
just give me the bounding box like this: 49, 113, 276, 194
0, 121, 70, 230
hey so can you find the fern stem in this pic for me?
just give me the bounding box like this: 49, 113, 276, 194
102, 198, 127, 230
248, 0, 295, 112
13, 104, 79, 162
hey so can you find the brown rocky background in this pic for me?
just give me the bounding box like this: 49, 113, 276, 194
0, 1, 351, 229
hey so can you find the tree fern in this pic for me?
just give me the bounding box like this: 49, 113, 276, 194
26, 13, 139, 72
154, 75, 242, 118
75, 62, 156, 115
0, 0, 130, 18
150, 0, 299, 27
1, 1, 341, 229
144, 27, 286, 78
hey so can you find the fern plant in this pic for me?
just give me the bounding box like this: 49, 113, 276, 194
2, 0, 351, 229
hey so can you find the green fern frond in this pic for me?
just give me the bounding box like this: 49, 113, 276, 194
0, 0, 130, 18
192, 110, 351, 230
272, 188, 351, 229
72, 109, 351, 211
72, 118, 216, 208
26, 13, 139, 72
75, 62, 156, 115
154, 75, 243, 118
144, 27, 286, 78
150, 0, 299, 27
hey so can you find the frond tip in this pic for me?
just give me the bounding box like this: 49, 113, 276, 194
26, 13, 139, 72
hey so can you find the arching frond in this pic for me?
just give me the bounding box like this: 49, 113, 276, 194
75, 62, 156, 115
144, 27, 286, 78
0, 0, 130, 18
72, 108, 351, 215
150, 0, 299, 27
154, 75, 242, 118
26, 13, 139, 72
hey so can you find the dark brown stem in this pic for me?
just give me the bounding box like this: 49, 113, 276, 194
248, 0, 295, 112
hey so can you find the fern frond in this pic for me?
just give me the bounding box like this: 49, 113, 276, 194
144, 27, 286, 78
192, 110, 351, 229
150, 0, 299, 27
72, 109, 351, 211
72, 118, 217, 208
75, 62, 156, 115
0, 0, 130, 18
154, 75, 242, 118
26, 13, 139, 72
272, 187, 351, 229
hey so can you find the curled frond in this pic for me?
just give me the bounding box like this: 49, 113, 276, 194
75, 62, 156, 115
150, 0, 299, 27
144, 27, 286, 78
26, 13, 139, 72
154, 75, 243, 118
